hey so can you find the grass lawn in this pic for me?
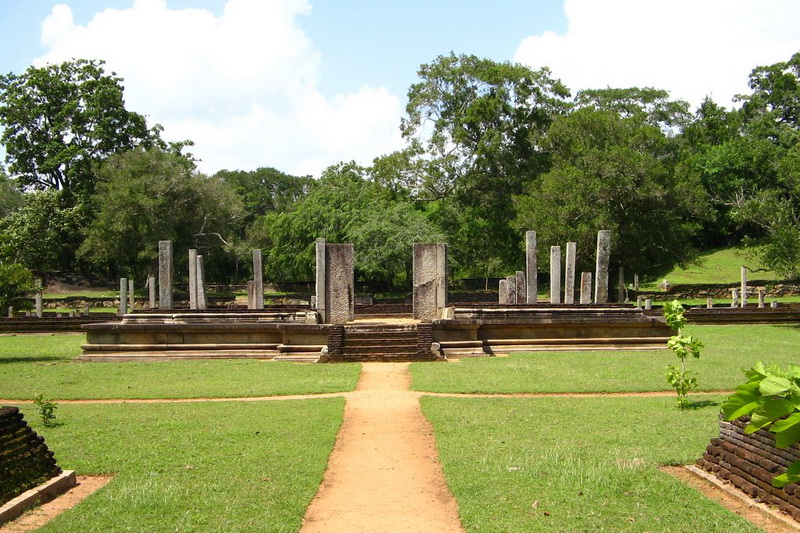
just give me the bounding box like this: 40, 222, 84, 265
0, 334, 361, 399
410, 324, 800, 393
421, 395, 760, 532
20, 399, 344, 533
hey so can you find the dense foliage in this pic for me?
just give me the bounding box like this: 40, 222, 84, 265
1, 52, 800, 287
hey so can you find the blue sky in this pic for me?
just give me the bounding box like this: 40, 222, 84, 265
1, 0, 799, 177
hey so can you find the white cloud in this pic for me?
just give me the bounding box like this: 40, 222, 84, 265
35, 0, 404, 176
514, 0, 800, 109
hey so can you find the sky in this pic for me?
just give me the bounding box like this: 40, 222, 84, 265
1, 0, 799, 178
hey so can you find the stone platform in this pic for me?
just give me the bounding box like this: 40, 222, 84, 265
79, 305, 672, 362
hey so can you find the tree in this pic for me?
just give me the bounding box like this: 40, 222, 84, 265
79, 148, 244, 281
0, 59, 159, 198
0, 263, 35, 312
514, 106, 707, 276
401, 54, 571, 272
215, 167, 312, 221
0, 168, 23, 218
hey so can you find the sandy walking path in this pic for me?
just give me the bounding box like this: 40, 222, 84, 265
299, 362, 465, 533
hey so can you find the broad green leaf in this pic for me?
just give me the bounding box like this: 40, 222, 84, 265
759, 375, 793, 396
747, 398, 795, 431
722, 389, 762, 421
772, 460, 800, 488
772, 413, 800, 448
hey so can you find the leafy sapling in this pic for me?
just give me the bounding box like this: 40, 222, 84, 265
33, 393, 58, 427
663, 300, 703, 409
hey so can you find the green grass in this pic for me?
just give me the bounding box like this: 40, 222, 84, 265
410, 324, 800, 393
20, 399, 344, 533
421, 395, 759, 532
0, 334, 361, 399
642, 245, 782, 288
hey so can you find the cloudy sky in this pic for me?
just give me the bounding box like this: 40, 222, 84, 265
1, 0, 799, 177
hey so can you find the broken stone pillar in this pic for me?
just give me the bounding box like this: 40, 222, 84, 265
253, 249, 264, 310
758, 289, 766, 308
618, 267, 625, 303
564, 242, 576, 305
498, 279, 510, 304
84, 303, 91, 316
413, 243, 448, 322
147, 276, 156, 309
633, 274, 639, 291
119, 278, 128, 316
188, 248, 198, 310
594, 230, 611, 304
771, 300, 778, 308
644, 298, 652, 310
579, 272, 592, 304
35, 279, 43, 318
158, 240, 173, 309
314, 238, 327, 319
550, 246, 561, 304
505, 275, 518, 305
740, 266, 748, 308
731, 289, 738, 308
636, 296, 643, 309
707, 297, 714, 309
525, 231, 537, 303
128, 278, 135, 313
196, 255, 207, 310
7, 306, 13, 318
247, 281, 256, 309
515, 271, 526, 304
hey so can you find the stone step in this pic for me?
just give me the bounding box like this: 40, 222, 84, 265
342, 338, 417, 347
76, 349, 279, 361
82, 342, 280, 351
340, 345, 419, 355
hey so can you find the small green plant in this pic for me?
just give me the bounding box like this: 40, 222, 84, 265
722, 362, 800, 488
33, 393, 58, 427
663, 300, 703, 409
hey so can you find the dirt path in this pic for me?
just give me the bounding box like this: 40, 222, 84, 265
299, 363, 465, 533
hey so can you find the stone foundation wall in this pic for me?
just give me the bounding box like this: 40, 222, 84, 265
0, 407, 63, 506
697, 416, 800, 521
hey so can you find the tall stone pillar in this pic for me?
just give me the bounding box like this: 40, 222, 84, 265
148, 276, 156, 309
550, 246, 561, 304
128, 278, 135, 313
196, 255, 207, 310
740, 266, 748, 308
413, 243, 448, 321
322, 244, 354, 324
119, 278, 128, 316
525, 231, 537, 304
564, 242, 577, 305
594, 230, 611, 304
579, 272, 592, 304
618, 267, 625, 303
34, 279, 43, 318
188, 249, 198, 309
253, 249, 264, 310
498, 279, 509, 304
314, 238, 326, 319
158, 240, 173, 309
505, 275, 518, 305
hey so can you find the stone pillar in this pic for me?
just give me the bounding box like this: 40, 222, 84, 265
323, 243, 355, 324
636, 296, 643, 309
617, 267, 625, 303
594, 230, 611, 304
579, 272, 592, 304
128, 278, 135, 313
633, 274, 639, 291
253, 249, 264, 310
515, 271, 526, 304
644, 298, 652, 310
247, 281, 256, 309
740, 266, 748, 308
707, 297, 714, 309
188, 249, 198, 310
413, 243, 448, 322
314, 238, 326, 319
731, 289, 738, 308
550, 246, 561, 304
758, 289, 766, 308
564, 242, 576, 305
505, 275, 518, 305
525, 231, 537, 304
119, 278, 128, 316
147, 276, 156, 309
158, 240, 173, 309
35, 279, 43, 318
84, 303, 91, 316
498, 279, 509, 304
196, 255, 207, 310
7, 306, 13, 318
771, 300, 778, 308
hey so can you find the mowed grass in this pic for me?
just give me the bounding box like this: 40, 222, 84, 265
421, 395, 760, 532
0, 334, 361, 399
642, 245, 781, 287
411, 324, 800, 393
20, 399, 344, 533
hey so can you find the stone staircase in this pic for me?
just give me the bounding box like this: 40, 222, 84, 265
326, 324, 442, 362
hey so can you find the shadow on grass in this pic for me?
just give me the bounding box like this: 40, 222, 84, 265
0, 356, 69, 364
683, 399, 721, 411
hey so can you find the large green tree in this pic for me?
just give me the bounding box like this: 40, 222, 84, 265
79, 148, 244, 281
0, 59, 160, 198
401, 54, 571, 273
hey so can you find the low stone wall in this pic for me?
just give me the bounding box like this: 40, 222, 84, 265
696, 416, 800, 521
0, 407, 63, 507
